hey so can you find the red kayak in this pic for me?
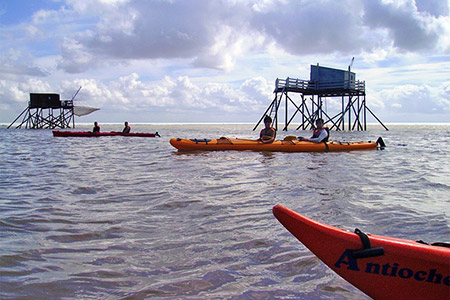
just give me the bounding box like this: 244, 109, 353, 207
273, 204, 450, 300
52, 131, 160, 137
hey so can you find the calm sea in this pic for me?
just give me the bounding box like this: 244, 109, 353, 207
0, 123, 449, 300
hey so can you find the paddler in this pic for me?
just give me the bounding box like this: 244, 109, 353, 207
122, 121, 131, 133
259, 115, 276, 144
92, 121, 100, 133
298, 118, 329, 142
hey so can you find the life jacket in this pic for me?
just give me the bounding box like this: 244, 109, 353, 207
312, 127, 329, 142
260, 127, 276, 140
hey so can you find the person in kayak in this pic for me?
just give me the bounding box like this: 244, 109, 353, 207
122, 121, 131, 133
259, 115, 276, 144
93, 121, 100, 133
298, 118, 329, 142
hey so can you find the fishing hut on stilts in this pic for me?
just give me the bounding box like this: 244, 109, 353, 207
8, 87, 98, 129
254, 61, 388, 132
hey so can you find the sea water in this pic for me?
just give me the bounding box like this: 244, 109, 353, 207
0, 124, 449, 299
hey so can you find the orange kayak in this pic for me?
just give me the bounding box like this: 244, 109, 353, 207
273, 205, 450, 300
170, 137, 384, 152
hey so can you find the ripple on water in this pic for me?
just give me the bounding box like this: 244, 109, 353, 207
0, 125, 449, 299
72, 187, 99, 195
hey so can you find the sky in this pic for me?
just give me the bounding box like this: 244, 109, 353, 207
0, 0, 449, 125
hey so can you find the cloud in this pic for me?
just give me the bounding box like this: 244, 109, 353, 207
55, 0, 450, 74
240, 77, 272, 105
58, 37, 100, 74
416, 0, 449, 17
0, 40, 48, 79
1, 0, 450, 123
249, 0, 369, 55
0, 78, 52, 110
53, 74, 272, 115
361, 0, 449, 52
58, 1, 229, 72
373, 82, 450, 115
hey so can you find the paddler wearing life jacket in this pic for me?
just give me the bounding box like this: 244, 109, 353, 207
122, 121, 131, 133
259, 115, 276, 144
298, 118, 329, 143
92, 121, 100, 133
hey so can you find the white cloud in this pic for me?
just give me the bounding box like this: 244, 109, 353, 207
0, 78, 52, 110
361, 0, 449, 53
48, 74, 272, 116
52, 0, 450, 73
58, 37, 97, 73
0, 48, 48, 78
372, 83, 450, 115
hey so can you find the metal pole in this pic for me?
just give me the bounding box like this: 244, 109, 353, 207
285, 91, 288, 131
363, 95, 367, 130
348, 96, 352, 131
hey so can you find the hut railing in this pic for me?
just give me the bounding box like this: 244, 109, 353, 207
275, 77, 365, 93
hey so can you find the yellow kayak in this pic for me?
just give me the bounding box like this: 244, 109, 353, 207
170, 137, 385, 152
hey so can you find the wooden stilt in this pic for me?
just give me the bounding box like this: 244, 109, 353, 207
255, 64, 387, 132
8, 93, 75, 129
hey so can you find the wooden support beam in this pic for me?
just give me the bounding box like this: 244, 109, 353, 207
255, 77, 387, 132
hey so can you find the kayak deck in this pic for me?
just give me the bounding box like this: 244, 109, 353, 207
170, 137, 383, 152
273, 205, 450, 300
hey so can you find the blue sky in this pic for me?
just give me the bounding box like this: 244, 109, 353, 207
1, 0, 449, 124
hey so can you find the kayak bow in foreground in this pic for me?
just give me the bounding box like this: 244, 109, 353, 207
272, 204, 450, 300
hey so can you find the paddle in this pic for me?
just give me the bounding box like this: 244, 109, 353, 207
376, 137, 386, 149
